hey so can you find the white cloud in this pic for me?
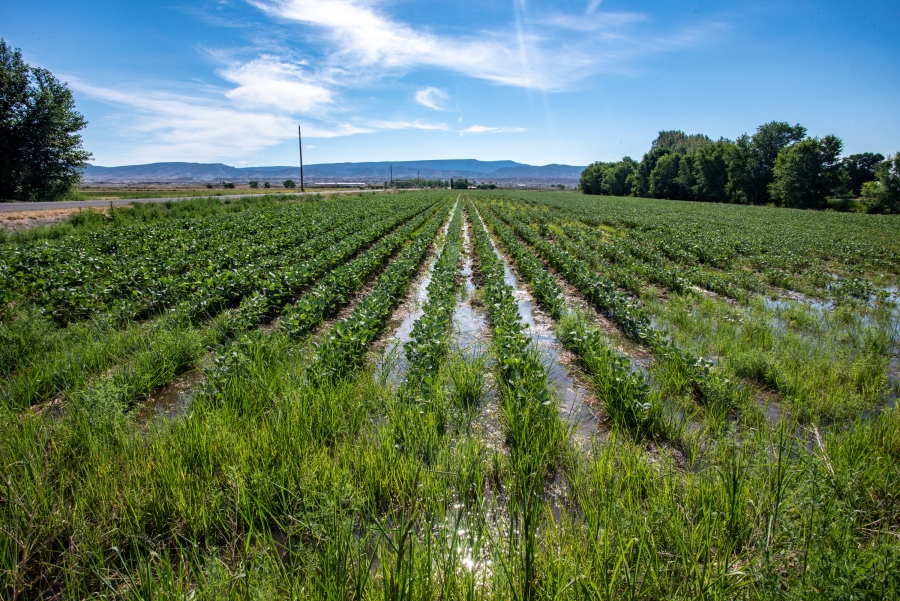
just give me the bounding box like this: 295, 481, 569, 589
460, 125, 526, 134
248, 0, 722, 91
220, 55, 334, 113
415, 87, 449, 111
248, 0, 583, 89
363, 119, 449, 131
545, 11, 647, 32
69, 78, 369, 162
585, 0, 603, 16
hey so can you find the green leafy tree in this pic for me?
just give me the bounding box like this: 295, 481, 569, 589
727, 121, 806, 204
692, 140, 732, 202
0, 39, 92, 201
579, 161, 608, 194
601, 157, 637, 196
632, 148, 670, 197
840, 152, 885, 196
675, 154, 696, 199
248, 180, 259, 189
769, 135, 843, 209
861, 153, 900, 213
649, 153, 682, 199
283, 180, 296, 188
652, 130, 712, 155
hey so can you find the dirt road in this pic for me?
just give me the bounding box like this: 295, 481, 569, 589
0, 189, 382, 213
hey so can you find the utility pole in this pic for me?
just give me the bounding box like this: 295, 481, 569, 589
390, 164, 393, 187
298, 125, 305, 192
417, 170, 420, 187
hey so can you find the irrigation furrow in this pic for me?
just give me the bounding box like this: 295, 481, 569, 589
452, 203, 491, 358
49, 202, 444, 418
3, 201, 437, 410
472, 204, 602, 446
376, 198, 461, 384
306, 200, 455, 383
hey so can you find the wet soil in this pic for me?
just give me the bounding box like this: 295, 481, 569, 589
375, 201, 457, 381
136, 367, 206, 424
474, 206, 606, 448
452, 215, 490, 357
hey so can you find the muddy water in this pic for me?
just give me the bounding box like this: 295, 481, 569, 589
452, 218, 490, 357
136, 367, 204, 424
377, 201, 457, 383
475, 208, 603, 447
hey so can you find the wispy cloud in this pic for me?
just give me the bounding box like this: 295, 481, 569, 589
220, 55, 334, 113
461, 125, 526, 134
69, 0, 727, 163
68, 78, 368, 162
248, 0, 589, 89
544, 10, 647, 32
362, 118, 449, 131
585, 0, 603, 16
415, 87, 449, 111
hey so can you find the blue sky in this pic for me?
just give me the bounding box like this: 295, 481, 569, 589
4, 0, 899, 166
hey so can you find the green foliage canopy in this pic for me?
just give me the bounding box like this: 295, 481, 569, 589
579, 120, 884, 211
841, 153, 885, 196
0, 39, 92, 201
769, 135, 843, 209
861, 153, 900, 213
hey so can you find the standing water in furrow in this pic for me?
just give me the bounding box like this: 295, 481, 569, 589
471, 202, 601, 445
398, 201, 464, 397
376, 198, 460, 383
306, 200, 454, 383
452, 203, 491, 357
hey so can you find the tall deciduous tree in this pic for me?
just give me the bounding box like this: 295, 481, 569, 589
692, 140, 732, 202
601, 157, 637, 196
769, 135, 843, 209
0, 40, 91, 201
632, 147, 670, 198
840, 152, 885, 196
861, 153, 900, 213
579, 161, 610, 195
651, 130, 712, 155
649, 153, 682, 199
727, 121, 806, 204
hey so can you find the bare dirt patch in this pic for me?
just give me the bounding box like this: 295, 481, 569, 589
0, 207, 89, 230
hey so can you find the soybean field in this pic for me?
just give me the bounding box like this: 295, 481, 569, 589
1, 190, 899, 599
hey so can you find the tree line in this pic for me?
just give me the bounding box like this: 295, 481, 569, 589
1, 39, 91, 201
580, 122, 899, 212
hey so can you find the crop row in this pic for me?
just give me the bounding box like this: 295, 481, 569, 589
230, 199, 441, 333
503, 199, 760, 300
476, 202, 662, 434
468, 199, 566, 484
0, 200, 352, 323
484, 202, 737, 412
277, 201, 448, 340
514, 193, 895, 299
402, 201, 464, 400
306, 200, 455, 383
1, 200, 438, 408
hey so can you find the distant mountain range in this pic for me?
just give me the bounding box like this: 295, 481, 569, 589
82, 160, 586, 183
